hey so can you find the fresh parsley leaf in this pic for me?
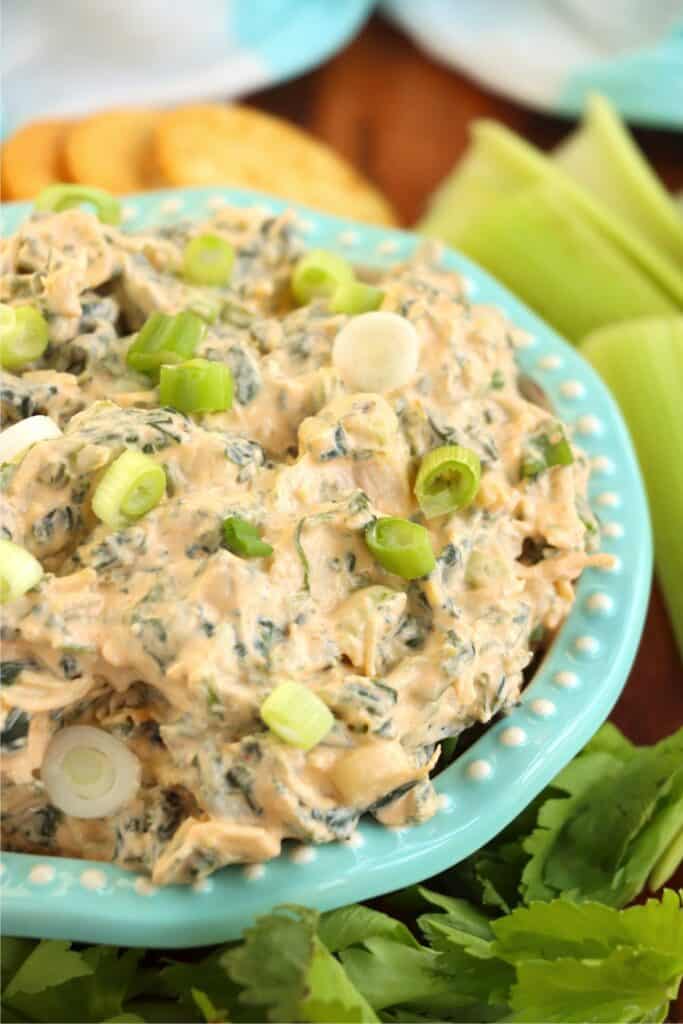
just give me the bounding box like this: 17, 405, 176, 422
190, 988, 221, 1023
224, 904, 377, 1022
3, 944, 141, 1024
340, 939, 455, 1012
0, 938, 36, 991
152, 950, 242, 1019
490, 891, 683, 1023
417, 888, 495, 945
2, 941, 92, 1001
224, 904, 318, 1020
301, 939, 378, 1022
319, 904, 419, 952
492, 890, 683, 964
509, 948, 681, 1023
522, 729, 683, 906
102, 1015, 146, 1023
582, 721, 637, 762
469, 841, 528, 913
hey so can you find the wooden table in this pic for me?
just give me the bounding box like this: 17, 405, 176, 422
248, 19, 683, 991
249, 13, 683, 749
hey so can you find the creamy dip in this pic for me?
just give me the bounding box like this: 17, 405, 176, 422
0, 205, 606, 884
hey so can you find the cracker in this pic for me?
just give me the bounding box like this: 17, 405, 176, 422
63, 108, 161, 193
1, 119, 70, 200
152, 104, 397, 225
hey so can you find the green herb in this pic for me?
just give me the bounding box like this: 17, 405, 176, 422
291, 250, 354, 305
295, 516, 311, 590
414, 445, 481, 519
3, 724, 682, 1023
365, 517, 436, 580
182, 234, 234, 287
126, 311, 205, 378
0, 304, 49, 370
225, 905, 377, 1022
521, 725, 683, 907
222, 516, 273, 558
34, 183, 122, 225
521, 424, 574, 479
159, 359, 233, 414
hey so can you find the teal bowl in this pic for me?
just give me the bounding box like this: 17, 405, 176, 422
0, 187, 652, 947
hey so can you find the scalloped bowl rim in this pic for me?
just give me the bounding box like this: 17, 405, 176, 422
0, 186, 652, 947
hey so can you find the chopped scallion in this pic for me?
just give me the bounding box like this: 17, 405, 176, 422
222, 516, 273, 558
521, 425, 574, 479
330, 280, 385, 315
34, 183, 122, 225
126, 311, 205, 378
159, 358, 233, 414
365, 517, 436, 580
92, 450, 166, 529
0, 304, 49, 370
0, 539, 43, 603
260, 681, 334, 750
291, 250, 354, 305
415, 445, 481, 518
182, 233, 235, 286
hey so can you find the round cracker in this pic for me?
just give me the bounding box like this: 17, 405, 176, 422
1, 119, 71, 200
63, 108, 162, 193
152, 104, 397, 225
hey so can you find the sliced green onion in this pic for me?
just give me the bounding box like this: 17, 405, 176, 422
126, 311, 205, 377
0, 416, 61, 465
291, 250, 354, 305
222, 516, 273, 558
92, 450, 166, 528
34, 183, 122, 225
41, 725, 141, 819
521, 424, 574, 479
0, 539, 43, 603
159, 358, 233, 414
581, 316, 683, 657
260, 681, 334, 750
415, 445, 481, 518
332, 311, 420, 393
330, 280, 385, 315
546, 431, 573, 467
0, 304, 49, 370
365, 517, 436, 580
182, 233, 235, 286
0, 304, 15, 335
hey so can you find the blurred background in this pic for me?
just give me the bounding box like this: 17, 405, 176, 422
3, 0, 683, 218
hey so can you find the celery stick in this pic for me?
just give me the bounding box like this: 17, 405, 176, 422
459, 182, 675, 342
581, 317, 683, 657
418, 125, 538, 246
419, 120, 683, 307
555, 95, 683, 268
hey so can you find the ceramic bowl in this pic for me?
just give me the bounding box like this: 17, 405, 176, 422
0, 187, 652, 946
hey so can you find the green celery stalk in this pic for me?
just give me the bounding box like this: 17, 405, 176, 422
459, 181, 675, 343
554, 94, 683, 268
581, 316, 683, 656
419, 118, 683, 311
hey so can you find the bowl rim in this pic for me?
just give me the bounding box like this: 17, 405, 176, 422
0, 186, 652, 947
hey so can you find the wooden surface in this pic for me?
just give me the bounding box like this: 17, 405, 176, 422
249, 14, 683, 750
247, 15, 683, 972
